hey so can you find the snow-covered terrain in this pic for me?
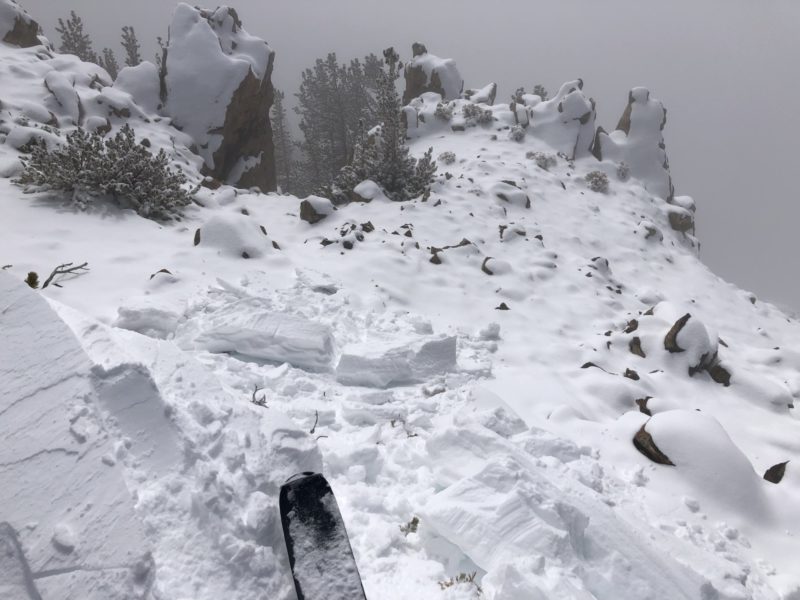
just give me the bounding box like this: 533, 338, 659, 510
1, 2, 799, 599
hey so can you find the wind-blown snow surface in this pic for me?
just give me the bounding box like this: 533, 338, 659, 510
2, 32, 800, 600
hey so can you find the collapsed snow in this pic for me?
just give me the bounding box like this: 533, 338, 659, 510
2, 8, 800, 600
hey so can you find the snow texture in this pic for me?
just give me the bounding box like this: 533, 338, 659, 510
2, 16, 800, 600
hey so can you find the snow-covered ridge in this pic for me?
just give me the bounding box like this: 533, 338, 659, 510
2, 7, 800, 600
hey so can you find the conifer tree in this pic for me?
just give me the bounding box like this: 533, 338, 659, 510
270, 89, 295, 193
55, 11, 97, 63
121, 26, 142, 67
99, 48, 119, 79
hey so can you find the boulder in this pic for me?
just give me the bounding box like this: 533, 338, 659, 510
299, 196, 334, 224
162, 4, 276, 191
0, 0, 39, 48
528, 79, 597, 160
402, 43, 463, 105
464, 82, 497, 105
592, 87, 673, 200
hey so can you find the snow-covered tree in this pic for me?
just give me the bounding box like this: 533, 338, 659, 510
99, 48, 119, 79
294, 52, 382, 192
55, 11, 97, 63
327, 47, 436, 202
16, 125, 191, 220
120, 25, 141, 67
270, 89, 296, 194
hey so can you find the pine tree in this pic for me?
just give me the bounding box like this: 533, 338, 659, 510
270, 89, 295, 193
99, 48, 119, 79
55, 11, 97, 63
120, 26, 142, 67
294, 52, 383, 192
328, 47, 436, 202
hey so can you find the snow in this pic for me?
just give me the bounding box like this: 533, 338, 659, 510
3, 21, 800, 600
407, 51, 463, 100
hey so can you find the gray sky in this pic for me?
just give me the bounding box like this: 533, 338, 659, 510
23, 0, 800, 311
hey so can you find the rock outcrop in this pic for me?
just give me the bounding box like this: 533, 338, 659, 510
592, 87, 673, 201
527, 79, 597, 160
162, 4, 276, 192
0, 0, 39, 48
403, 43, 463, 105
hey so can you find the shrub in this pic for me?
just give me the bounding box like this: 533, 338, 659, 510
438, 151, 456, 165
533, 84, 549, 100
526, 151, 557, 171
16, 125, 191, 220
508, 125, 526, 142
434, 102, 454, 121
462, 103, 493, 126
585, 170, 610, 193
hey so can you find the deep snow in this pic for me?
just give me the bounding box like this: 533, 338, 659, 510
1, 6, 800, 599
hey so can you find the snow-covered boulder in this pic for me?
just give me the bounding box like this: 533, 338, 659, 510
402, 43, 463, 104
0, 0, 39, 48
592, 87, 673, 201
336, 335, 457, 388
176, 298, 336, 370
464, 82, 497, 105
113, 61, 161, 113
299, 195, 335, 224
194, 213, 274, 259
528, 79, 597, 160
162, 4, 276, 191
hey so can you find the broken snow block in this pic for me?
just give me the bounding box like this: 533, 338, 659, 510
300, 196, 334, 224
335, 336, 457, 388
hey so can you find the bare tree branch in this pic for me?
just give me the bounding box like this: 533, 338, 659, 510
41, 262, 89, 289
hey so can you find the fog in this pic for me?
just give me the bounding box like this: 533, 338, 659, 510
22, 0, 800, 311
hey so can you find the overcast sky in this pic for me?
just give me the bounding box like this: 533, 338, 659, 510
22, 0, 800, 311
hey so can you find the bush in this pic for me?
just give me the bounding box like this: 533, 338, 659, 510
438, 151, 456, 165
533, 84, 549, 100
526, 151, 557, 171
434, 102, 454, 121
462, 103, 493, 126
508, 125, 526, 142
16, 125, 191, 220
585, 170, 610, 193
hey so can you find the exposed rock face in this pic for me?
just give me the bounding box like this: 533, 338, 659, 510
162, 4, 276, 191
0, 0, 39, 48
403, 43, 463, 105
592, 87, 673, 201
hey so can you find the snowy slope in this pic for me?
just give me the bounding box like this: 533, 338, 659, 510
2, 11, 800, 600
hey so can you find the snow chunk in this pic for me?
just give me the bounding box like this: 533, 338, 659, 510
336, 335, 457, 388
176, 298, 335, 370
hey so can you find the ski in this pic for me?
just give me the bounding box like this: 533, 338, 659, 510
279, 472, 367, 600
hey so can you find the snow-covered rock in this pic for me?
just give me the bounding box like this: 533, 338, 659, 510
194, 213, 275, 259
402, 43, 463, 104
299, 195, 335, 224
113, 61, 161, 113
0, 0, 39, 48
336, 335, 457, 387
592, 87, 674, 201
163, 4, 276, 191
528, 79, 597, 160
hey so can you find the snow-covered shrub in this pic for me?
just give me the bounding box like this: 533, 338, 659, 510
508, 125, 526, 142
438, 151, 456, 165
462, 103, 493, 125
434, 102, 454, 121
585, 171, 609, 193
617, 161, 631, 182
526, 151, 557, 171
17, 125, 190, 220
